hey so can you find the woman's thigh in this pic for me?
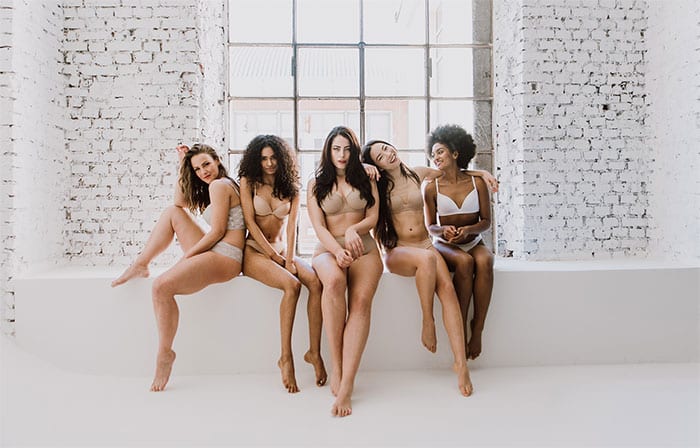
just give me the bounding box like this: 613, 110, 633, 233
347, 250, 383, 305
170, 206, 206, 252
434, 240, 473, 273
312, 253, 347, 288
243, 247, 298, 290
384, 247, 430, 277
156, 252, 240, 296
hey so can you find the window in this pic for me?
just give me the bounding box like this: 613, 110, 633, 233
228, 0, 493, 255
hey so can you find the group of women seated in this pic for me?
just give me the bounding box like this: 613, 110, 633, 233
111, 124, 496, 418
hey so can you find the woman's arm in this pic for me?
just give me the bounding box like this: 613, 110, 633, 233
284, 194, 301, 274
422, 180, 457, 240
182, 179, 231, 258
306, 179, 351, 266
174, 145, 188, 207
464, 169, 499, 193
239, 177, 285, 265
413, 166, 442, 183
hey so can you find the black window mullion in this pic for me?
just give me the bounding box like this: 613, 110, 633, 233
359, 0, 365, 144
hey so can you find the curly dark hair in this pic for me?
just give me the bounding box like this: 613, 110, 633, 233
361, 139, 420, 250
313, 126, 375, 209
426, 124, 476, 170
179, 143, 237, 214
238, 134, 299, 200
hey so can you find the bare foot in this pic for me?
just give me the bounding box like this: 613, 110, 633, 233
329, 367, 341, 397
278, 357, 299, 393
331, 388, 353, 417
467, 321, 482, 360
150, 349, 176, 392
453, 361, 473, 397
304, 351, 328, 387
421, 318, 437, 353
111, 263, 149, 287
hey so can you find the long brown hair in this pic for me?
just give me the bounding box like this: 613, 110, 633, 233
238, 134, 299, 200
179, 143, 237, 213
313, 126, 374, 209
361, 139, 420, 249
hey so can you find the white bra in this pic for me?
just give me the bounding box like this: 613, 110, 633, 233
435, 176, 479, 216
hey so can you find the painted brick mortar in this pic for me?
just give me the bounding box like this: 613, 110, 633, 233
495, 0, 651, 260
62, 0, 201, 268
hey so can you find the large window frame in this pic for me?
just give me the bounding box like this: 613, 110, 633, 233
227, 0, 493, 255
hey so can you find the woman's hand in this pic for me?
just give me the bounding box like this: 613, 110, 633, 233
448, 227, 476, 244
335, 248, 354, 269
285, 260, 298, 275
271, 252, 286, 267
176, 144, 189, 163
362, 163, 381, 181
442, 225, 459, 241
344, 227, 364, 260
476, 170, 499, 193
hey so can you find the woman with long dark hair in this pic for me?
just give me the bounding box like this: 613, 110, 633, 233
361, 139, 496, 397
112, 144, 245, 391
307, 126, 383, 417
238, 134, 326, 393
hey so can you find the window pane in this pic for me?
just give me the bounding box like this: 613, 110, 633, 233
430, 0, 468, 44
297, 48, 359, 97
297, 99, 360, 150
430, 48, 491, 97
230, 47, 293, 97
366, 99, 426, 150
229, 0, 292, 43
430, 99, 492, 153
297, 0, 359, 43
364, 0, 425, 44
365, 48, 425, 97
229, 100, 294, 149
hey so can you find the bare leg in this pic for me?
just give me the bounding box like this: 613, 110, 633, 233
243, 248, 301, 393
434, 241, 474, 351
384, 247, 437, 352
432, 248, 473, 397
295, 256, 327, 387
467, 244, 494, 359
150, 252, 241, 391
332, 250, 382, 417
112, 206, 203, 287
313, 253, 347, 397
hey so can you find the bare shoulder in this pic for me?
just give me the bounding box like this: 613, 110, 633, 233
307, 178, 316, 190
423, 178, 437, 194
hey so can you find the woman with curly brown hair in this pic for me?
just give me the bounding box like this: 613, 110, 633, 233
238, 134, 327, 393
111, 143, 245, 392
307, 126, 383, 417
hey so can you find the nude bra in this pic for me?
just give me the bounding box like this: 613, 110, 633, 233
320, 188, 367, 216
253, 190, 291, 220
390, 178, 423, 214
202, 204, 246, 230
435, 176, 479, 216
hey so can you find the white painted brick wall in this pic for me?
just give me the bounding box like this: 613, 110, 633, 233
1, 0, 64, 336
495, 0, 652, 260
62, 0, 201, 268
0, 0, 13, 333
646, 0, 700, 260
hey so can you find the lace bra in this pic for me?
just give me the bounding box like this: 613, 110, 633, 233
320, 188, 367, 216
202, 204, 246, 230
435, 176, 479, 216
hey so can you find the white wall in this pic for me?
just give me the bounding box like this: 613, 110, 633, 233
1, 0, 65, 335
494, 0, 652, 259
646, 0, 700, 259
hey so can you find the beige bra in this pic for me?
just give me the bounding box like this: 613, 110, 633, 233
320, 188, 367, 216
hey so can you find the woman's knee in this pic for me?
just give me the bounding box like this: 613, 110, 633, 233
281, 275, 302, 296
152, 276, 173, 301
454, 253, 475, 276
474, 251, 494, 272
321, 273, 346, 296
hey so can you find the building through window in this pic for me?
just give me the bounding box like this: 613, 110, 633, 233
228, 0, 493, 255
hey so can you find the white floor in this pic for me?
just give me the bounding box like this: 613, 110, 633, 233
1, 337, 698, 447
